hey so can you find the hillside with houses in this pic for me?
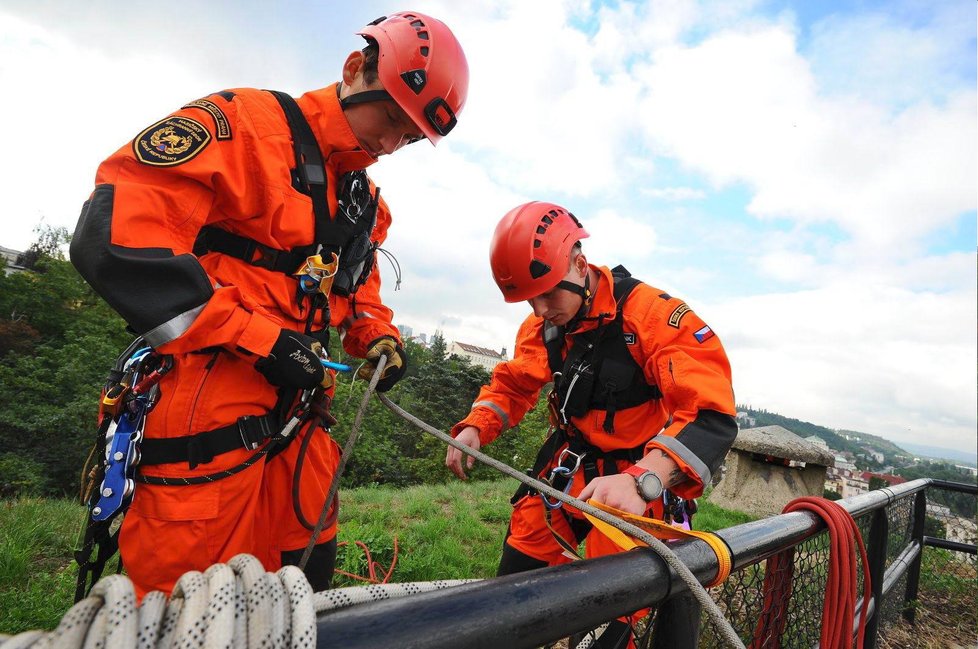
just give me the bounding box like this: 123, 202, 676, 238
735, 406, 977, 542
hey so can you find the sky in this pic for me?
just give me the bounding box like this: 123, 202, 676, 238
1, 0, 975, 457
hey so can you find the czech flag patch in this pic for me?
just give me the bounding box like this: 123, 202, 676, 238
693, 325, 715, 344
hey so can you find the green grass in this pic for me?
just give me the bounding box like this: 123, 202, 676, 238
693, 494, 758, 532
0, 498, 85, 634
0, 483, 791, 636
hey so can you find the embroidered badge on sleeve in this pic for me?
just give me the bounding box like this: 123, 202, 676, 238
694, 325, 715, 343
132, 116, 212, 166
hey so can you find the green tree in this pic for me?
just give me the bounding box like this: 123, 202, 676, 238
868, 476, 887, 491
0, 243, 130, 495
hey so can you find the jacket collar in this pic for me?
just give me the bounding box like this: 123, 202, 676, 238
296, 83, 377, 173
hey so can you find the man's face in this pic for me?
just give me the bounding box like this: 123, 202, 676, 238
527, 254, 586, 326
341, 52, 424, 158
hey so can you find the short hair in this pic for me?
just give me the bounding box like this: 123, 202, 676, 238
361, 40, 380, 85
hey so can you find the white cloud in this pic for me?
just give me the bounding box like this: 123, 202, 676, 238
1, 1, 974, 457
640, 186, 705, 201
714, 281, 977, 449
0, 11, 221, 249
634, 23, 977, 251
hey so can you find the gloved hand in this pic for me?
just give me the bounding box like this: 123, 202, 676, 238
255, 329, 326, 390
356, 337, 407, 392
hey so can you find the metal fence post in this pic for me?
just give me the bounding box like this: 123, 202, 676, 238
863, 507, 889, 649
651, 591, 701, 649
902, 490, 926, 625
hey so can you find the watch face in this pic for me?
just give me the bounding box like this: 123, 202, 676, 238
638, 473, 662, 501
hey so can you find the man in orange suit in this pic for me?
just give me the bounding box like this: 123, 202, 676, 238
447, 202, 737, 644
71, 11, 468, 597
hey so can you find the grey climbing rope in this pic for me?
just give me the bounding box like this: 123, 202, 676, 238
377, 393, 746, 649
297, 355, 389, 571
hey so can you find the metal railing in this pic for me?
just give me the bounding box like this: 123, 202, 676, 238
314, 478, 977, 649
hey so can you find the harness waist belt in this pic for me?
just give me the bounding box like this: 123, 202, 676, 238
139, 411, 281, 469
194, 226, 311, 275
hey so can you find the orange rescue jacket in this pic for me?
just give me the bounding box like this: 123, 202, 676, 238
70, 84, 399, 360
453, 265, 737, 499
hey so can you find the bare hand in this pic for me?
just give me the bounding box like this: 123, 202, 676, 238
446, 426, 481, 480
578, 474, 649, 515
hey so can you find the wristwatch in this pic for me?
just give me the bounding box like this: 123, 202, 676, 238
623, 465, 664, 502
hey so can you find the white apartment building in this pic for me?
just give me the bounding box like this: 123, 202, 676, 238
448, 341, 508, 371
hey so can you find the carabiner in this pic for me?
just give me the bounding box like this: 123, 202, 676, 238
541, 465, 576, 510
556, 447, 585, 475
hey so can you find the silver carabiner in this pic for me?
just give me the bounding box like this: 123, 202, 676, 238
556, 447, 585, 476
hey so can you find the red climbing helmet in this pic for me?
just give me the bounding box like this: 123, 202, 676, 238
358, 11, 469, 145
490, 202, 590, 303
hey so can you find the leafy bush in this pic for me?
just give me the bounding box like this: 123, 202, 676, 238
0, 453, 49, 497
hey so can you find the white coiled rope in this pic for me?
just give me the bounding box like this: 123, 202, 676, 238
0, 554, 476, 649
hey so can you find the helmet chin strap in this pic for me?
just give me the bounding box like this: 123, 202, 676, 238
340, 89, 393, 109
556, 273, 592, 332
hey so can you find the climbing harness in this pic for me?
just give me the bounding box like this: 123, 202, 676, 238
74, 338, 171, 601
544, 266, 662, 434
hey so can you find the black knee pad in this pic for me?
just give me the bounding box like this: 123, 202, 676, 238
282, 538, 337, 592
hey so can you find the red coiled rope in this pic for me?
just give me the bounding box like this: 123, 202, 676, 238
750, 497, 872, 649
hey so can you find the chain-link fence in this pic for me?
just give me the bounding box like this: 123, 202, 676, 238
695, 480, 975, 649
315, 478, 976, 649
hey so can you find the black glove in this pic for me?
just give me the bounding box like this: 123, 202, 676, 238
255, 330, 326, 390
356, 337, 407, 392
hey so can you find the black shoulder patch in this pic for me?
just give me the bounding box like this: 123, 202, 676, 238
667, 302, 691, 328
132, 116, 212, 167
183, 98, 232, 140
216, 90, 236, 101
658, 292, 671, 300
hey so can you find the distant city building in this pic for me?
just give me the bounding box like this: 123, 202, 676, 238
804, 435, 830, 451
735, 412, 756, 428
954, 465, 978, 478
1, 245, 26, 276
448, 341, 508, 371
397, 324, 413, 339
418, 333, 428, 344
860, 472, 906, 488
859, 446, 884, 463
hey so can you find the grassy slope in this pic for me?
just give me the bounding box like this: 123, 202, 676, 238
0, 480, 752, 635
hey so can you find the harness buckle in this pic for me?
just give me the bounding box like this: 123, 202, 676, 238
237, 415, 272, 450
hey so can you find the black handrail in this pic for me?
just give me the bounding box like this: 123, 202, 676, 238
315, 477, 975, 649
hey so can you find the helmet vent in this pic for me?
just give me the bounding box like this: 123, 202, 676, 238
529, 259, 551, 279
420, 46, 429, 56
536, 226, 546, 235
533, 240, 542, 248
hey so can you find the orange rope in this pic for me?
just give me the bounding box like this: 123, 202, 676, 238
750, 497, 872, 649
334, 536, 400, 584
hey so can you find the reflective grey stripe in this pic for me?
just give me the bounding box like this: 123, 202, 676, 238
472, 400, 510, 430
143, 304, 207, 347
650, 435, 712, 486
